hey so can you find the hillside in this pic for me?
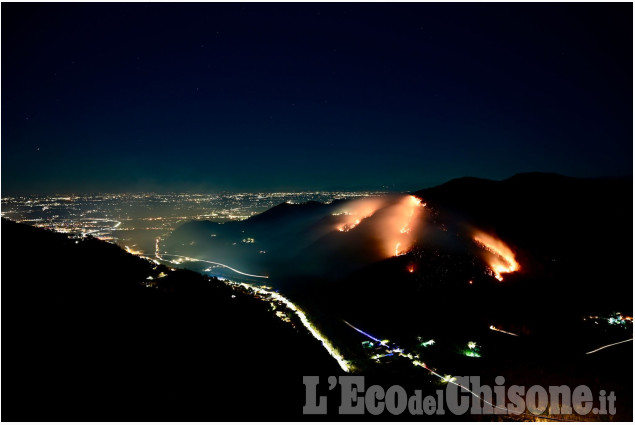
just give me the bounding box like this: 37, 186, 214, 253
162, 194, 425, 283
413, 172, 632, 271
293, 173, 633, 420
319, 173, 633, 334
1, 219, 341, 421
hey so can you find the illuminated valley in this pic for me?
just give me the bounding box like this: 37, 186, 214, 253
1, 175, 632, 420
1, 191, 382, 254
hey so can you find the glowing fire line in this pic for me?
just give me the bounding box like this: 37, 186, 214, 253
333, 195, 425, 258
393, 195, 425, 257
473, 231, 519, 281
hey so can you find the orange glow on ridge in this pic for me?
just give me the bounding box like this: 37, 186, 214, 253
473, 231, 519, 281
333, 195, 426, 258
333, 197, 386, 232
381, 195, 425, 257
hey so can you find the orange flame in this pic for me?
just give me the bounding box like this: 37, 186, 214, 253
334, 195, 425, 258
379, 195, 425, 257
473, 231, 519, 281
333, 197, 386, 232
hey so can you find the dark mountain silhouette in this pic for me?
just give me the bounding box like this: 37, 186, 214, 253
1, 219, 341, 421
295, 173, 632, 420
167, 173, 632, 291
413, 172, 632, 280
322, 173, 632, 330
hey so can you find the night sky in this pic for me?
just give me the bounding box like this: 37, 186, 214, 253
2, 2, 632, 194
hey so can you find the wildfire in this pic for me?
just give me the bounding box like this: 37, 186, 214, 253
337, 218, 361, 232
385, 195, 425, 257
399, 196, 425, 234
333, 197, 386, 232
473, 231, 519, 281
333, 195, 425, 258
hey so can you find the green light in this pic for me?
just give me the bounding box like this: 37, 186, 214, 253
421, 339, 435, 347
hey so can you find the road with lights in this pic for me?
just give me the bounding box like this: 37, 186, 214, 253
342, 320, 579, 421
159, 253, 269, 279
585, 338, 633, 355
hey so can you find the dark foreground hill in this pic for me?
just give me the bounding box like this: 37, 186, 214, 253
1, 219, 341, 421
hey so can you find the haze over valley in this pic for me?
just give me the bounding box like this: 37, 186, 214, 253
3, 173, 632, 419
